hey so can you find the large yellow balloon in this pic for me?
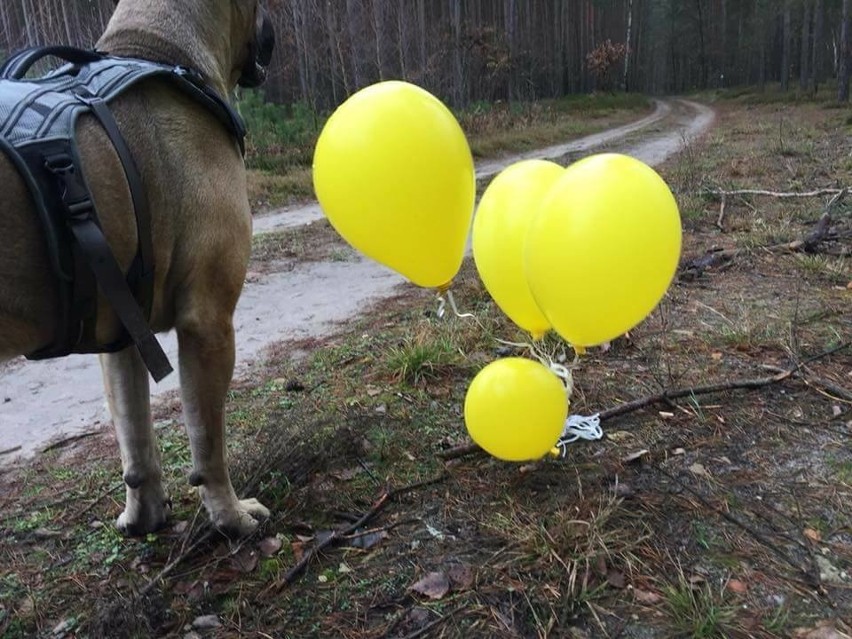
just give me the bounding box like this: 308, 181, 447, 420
525, 153, 681, 347
472, 160, 564, 340
464, 358, 568, 461
312, 81, 475, 289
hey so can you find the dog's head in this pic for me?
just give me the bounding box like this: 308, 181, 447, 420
236, 2, 275, 88
108, 0, 275, 90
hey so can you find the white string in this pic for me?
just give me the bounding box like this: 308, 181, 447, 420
555, 413, 603, 458
436, 289, 475, 320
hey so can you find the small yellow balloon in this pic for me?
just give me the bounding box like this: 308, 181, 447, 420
525, 153, 682, 347
464, 358, 568, 461
472, 160, 564, 340
313, 81, 476, 289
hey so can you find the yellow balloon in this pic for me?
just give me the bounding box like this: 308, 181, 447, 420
312, 81, 475, 289
525, 153, 682, 347
472, 160, 564, 340
464, 358, 568, 461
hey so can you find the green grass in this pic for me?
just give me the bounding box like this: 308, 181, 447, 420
662, 574, 736, 638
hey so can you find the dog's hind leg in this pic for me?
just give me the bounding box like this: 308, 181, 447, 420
100, 347, 171, 535
176, 308, 269, 538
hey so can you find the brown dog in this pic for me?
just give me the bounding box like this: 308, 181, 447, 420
0, 0, 274, 537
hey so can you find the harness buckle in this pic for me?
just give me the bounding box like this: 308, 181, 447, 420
44, 151, 95, 222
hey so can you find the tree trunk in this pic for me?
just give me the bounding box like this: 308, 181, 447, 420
800, 0, 811, 91
782, 0, 792, 91
840, 0, 851, 101
451, 0, 463, 106
696, 0, 708, 87
809, 0, 823, 95
505, 0, 516, 100
623, 0, 634, 90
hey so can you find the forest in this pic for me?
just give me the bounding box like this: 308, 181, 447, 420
0, 0, 849, 109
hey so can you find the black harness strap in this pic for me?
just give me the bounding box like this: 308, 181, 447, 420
83, 93, 155, 324
42, 147, 172, 382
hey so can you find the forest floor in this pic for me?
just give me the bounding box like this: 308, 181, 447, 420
1, 91, 850, 639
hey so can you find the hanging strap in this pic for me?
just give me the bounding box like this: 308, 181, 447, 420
43, 146, 172, 382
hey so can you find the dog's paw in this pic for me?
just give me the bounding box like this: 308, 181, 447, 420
115, 485, 171, 536
212, 498, 270, 539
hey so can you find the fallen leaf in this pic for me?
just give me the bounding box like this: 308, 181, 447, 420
634, 589, 662, 604
607, 570, 626, 589
192, 615, 221, 630
804, 528, 822, 542
366, 386, 381, 397
606, 431, 633, 443
689, 463, 711, 478
447, 563, 473, 590
711, 352, 723, 361
622, 449, 649, 463
793, 620, 852, 639
259, 537, 283, 557
346, 530, 388, 550
425, 523, 446, 540
338, 562, 352, 574
726, 579, 748, 594
409, 572, 450, 600
291, 541, 305, 563
331, 467, 363, 481
229, 548, 258, 574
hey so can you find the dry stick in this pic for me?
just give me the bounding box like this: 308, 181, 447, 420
762, 365, 852, 403
40, 430, 100, 453
274, 473, 448, 590
137, 531, 213, 599
398, 603, 468, 639
75, 482, 123, 520
706, 187, 850, 199
652, 464, 829, 597
439, 342, 850, 461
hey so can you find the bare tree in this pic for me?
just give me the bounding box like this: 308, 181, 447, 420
782, 0, 793, 91
841, 0, 851, 101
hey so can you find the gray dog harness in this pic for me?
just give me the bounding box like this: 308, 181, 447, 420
0, 47, 247, 382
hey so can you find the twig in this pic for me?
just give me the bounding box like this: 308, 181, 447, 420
439, 342, 850, 460
0, 445, 22, 456
41, 431, 100, 453
274, 473, 448, 589
75, 482, 123, 519
137, 531, 213, 599
716, 194, 727, 231
761, 365, 852, 403
653, 464, 829, 597
398, 603, 467, 639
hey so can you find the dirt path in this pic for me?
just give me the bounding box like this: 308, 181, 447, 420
0, 98, 714, 463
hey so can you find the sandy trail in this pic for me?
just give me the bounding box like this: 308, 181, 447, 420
0, 98, 714, 463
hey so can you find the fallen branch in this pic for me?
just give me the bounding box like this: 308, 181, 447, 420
706, 187, 850, 199
681, 189, 847, 279
439, 342, 849, 461
273, 473, 448, 589
761, 365, 852, 403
